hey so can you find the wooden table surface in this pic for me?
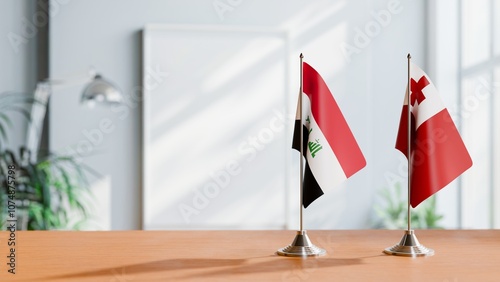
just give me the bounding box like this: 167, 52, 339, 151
0, 230, 499, 281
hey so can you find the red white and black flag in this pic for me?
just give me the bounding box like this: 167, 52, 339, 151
293, 62, 366, 208
395, 62, 472, 207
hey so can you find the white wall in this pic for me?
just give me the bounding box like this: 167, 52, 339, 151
49, 0, 426, 230
0, 0, 38, 150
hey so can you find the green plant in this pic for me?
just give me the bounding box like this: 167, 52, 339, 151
373, 181, 444, 229
0, 92, 94, 230
0, 148, 94, 230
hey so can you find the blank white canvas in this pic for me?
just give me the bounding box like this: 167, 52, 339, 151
142, 25, 290, 229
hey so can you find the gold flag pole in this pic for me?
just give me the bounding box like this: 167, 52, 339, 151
277, 53, 326, 257
383, 54, 434, 257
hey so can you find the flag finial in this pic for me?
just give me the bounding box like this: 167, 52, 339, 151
407, 53, 411, 59
300, 53, 303, 59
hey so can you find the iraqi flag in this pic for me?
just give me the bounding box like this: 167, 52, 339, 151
395, 62, 472, 208
292, 62, 366, 208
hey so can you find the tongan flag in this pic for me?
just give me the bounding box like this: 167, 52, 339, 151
395, 62, 472, 208
292, 62, 366, 208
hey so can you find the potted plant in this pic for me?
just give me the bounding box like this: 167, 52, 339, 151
0, 92, 94, 230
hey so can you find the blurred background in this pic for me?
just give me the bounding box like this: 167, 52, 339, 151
0, 0, 498, 231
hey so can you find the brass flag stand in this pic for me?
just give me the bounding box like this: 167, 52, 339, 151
277, 53, 326, 257
383, 54, 434, 257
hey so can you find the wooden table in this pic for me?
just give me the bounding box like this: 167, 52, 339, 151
0, 230, 499, 281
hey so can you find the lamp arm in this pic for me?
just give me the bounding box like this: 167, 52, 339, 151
44, 68, 97, 90
25, 82, 51, 162
25, 68, 96, 161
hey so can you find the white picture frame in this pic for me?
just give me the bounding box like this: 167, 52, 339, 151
142, 24, 291, 230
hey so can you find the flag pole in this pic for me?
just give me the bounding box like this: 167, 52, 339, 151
277, 53, 325, 257
383, 53, 434, 257
299, 53, 304, 232
406, 53, 412, 232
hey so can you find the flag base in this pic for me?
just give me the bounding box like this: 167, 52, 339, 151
277, 230, 326, 257
383, 230, 434, 257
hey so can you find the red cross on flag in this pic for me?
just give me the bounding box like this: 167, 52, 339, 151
395, 62, 472, 208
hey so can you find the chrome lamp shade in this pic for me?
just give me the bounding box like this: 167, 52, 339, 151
81, 74, 122, 106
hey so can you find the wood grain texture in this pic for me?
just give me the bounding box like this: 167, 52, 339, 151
0, 230, 499, 281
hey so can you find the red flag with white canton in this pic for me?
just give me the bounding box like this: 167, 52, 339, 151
395, 62, 472, 208
293, 62, 366, 208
